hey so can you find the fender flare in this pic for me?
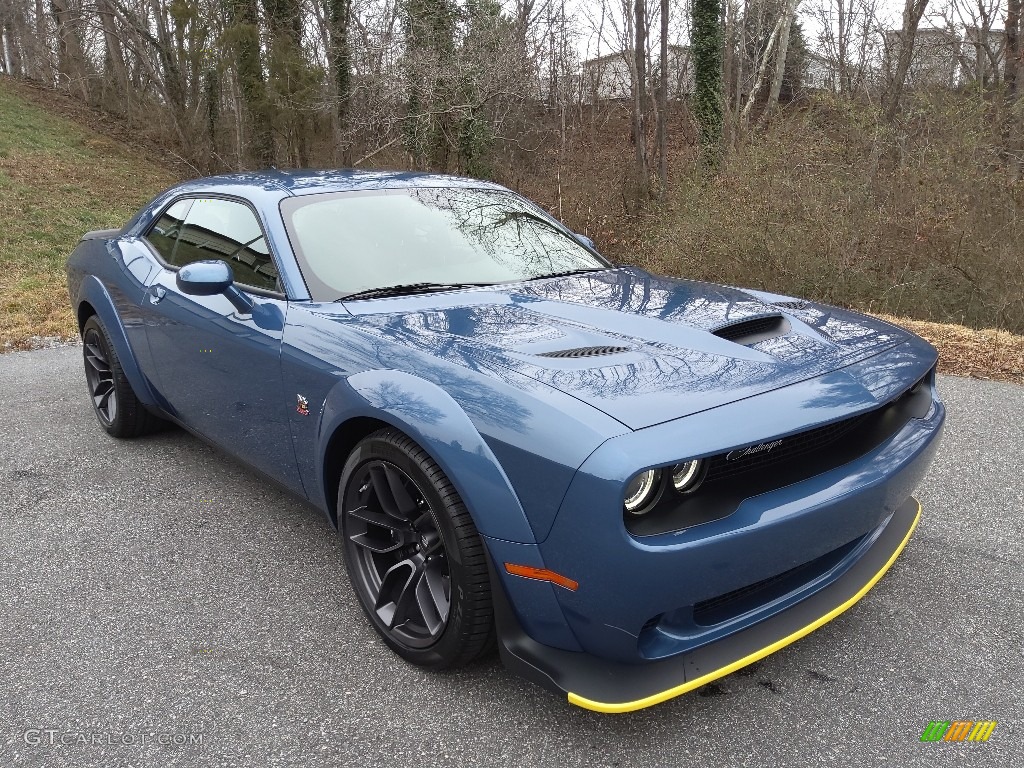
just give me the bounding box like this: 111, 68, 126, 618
317, 369, 537, 544
77, 275, 159, 407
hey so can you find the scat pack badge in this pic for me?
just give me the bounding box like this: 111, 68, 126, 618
296, 394, 310, 416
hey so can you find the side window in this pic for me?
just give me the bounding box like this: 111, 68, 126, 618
145, 199, 193, 264
171, 198, 279, 292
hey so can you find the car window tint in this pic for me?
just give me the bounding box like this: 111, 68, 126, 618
172, 198, 279, 292
145, 199, 193, 263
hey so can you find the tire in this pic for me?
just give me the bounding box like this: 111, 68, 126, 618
81, 315, 165, 438
338, 428, 495, 668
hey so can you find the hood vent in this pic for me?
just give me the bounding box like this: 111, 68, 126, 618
536, 345, 631, 359
712, 315, 790, 345
773, 300, 810, 310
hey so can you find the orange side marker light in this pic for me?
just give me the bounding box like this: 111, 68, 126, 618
504, 563, 579, 591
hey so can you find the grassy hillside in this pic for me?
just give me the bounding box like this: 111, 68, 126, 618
0, 78, 177, 349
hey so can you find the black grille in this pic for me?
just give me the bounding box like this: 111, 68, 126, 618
772, 300, 810, 310
705, 412, 871, 483
692, 535, 865, 625
693, 561, 818, 626
712, 314, 788, 344
536, 345, 631, 359
627, 370, 933, 537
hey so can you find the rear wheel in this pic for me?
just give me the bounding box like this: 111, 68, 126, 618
81, 316, 164, 438
339, 429, 494, 668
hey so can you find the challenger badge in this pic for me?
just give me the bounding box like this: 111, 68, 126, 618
726, 439, 784, 461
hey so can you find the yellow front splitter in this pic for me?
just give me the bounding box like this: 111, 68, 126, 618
495, 498, 922, 714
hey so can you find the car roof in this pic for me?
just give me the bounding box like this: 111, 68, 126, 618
176, 169, 508, 197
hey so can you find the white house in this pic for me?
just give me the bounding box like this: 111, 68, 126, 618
582, 46, 694, 103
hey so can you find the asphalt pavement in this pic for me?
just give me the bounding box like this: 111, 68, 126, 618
1, 347, 1020, 767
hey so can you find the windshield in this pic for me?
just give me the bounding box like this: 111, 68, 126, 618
280, 187, 608, 301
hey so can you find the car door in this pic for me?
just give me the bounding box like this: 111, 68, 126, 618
139, 195, 302, 493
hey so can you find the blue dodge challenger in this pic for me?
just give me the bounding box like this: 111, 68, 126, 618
66, 170, 944, 712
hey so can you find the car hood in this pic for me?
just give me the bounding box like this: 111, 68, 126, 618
344, 268, 911, 430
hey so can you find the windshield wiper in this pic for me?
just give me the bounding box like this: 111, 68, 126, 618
527, 268, 607, 281
337, 282, 491, 301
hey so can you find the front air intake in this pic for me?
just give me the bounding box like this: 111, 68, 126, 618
711, 314, 790, 345
536, 345, 631, 359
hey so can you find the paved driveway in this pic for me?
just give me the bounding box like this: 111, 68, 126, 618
1, 347, 1020, 766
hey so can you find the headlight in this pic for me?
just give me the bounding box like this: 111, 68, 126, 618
671, 460, 704, 494
624, 469, 661, 515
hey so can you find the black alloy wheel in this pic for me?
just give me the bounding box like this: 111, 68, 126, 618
83, 325, 118, 426
339, 429, 494, 668
80, 315, 164, 438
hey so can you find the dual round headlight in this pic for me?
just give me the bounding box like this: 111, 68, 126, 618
671, 460, 702, 493
624, 469, 661, 515
624, 460, 704, 516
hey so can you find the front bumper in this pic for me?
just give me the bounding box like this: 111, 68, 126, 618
495, 496, 921, 713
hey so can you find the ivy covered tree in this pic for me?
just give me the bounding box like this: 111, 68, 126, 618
691, 0, 723, 168
402, 0, 458, 170
328, 0, 353, 162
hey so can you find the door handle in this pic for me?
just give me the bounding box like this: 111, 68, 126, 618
148, 285, 167, 304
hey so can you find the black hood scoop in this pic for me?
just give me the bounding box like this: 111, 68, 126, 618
712, 315, 791, 346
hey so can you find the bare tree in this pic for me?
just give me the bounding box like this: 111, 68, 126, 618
657, 0, 668, 194
883, 0, 930, 120
767, 0, 799, 110
632, 0, 650, 199
50, 0, 91, 100
741, 6, 784, 125
1007, 0, 1020, 96
813, 0, 878, 94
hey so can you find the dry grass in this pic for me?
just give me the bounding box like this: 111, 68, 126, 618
0, 78, 178, 350
877, 314, 1024, 385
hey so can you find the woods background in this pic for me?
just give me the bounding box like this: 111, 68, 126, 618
0, 0, 1022, 333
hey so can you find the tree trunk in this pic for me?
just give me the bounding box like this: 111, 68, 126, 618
723, 0, 734, 117
692, 0, 723, 167
230, 0, 274, 166
328, 0, 352, 162
767, 0, 798, 111
741, 11, 784, 126
150, 0, 186, 113
633, 0, 649, 200
50, 0, 90, 100
97, 0, 129, 103
734, 0, 747, 128
204, 68, 220, 163
2, 18, 24, 76
657, 0, 668, 195
1007, 0, 1020, 99
837, 0, 849, 93
34, 0, 53, 84
883, 0, 929, 121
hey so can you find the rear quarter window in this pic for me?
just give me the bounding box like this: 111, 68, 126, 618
145, 199, 193, 263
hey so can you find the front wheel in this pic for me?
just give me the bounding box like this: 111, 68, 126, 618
81, 315, 164, 438
338, 429, 494, 668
